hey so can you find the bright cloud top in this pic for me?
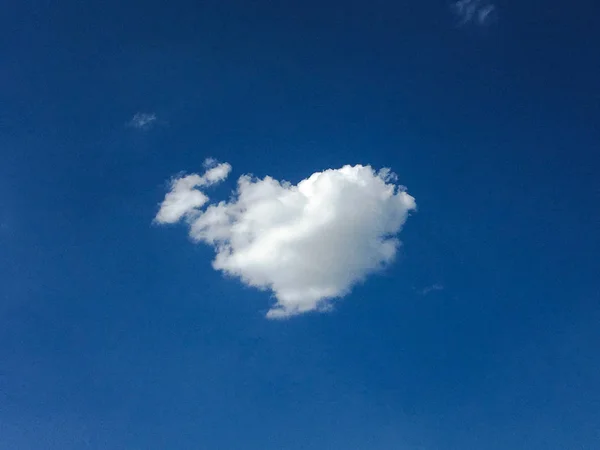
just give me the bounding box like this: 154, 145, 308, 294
155, 160, 416, 318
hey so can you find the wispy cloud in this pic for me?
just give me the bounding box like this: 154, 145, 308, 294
128, 112, 158, 130
155, 160, 416, 319
452, 0, 497, 26
417, 284, 444, 296
154, 161, 232, 224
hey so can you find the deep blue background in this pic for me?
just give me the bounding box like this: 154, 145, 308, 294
1, 1, 599, 448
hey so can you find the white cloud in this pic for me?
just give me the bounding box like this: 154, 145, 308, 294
452, 0, 496, 26
154, 160, 232, 224
155, 161, 416, 318
201, 160, 233, 186
129, 112, 157, 130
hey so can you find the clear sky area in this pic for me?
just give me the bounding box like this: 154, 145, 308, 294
1, 0, 599, 448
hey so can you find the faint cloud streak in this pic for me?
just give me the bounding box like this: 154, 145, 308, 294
417, 284, 444, 296
128, 112, 158, 130
452, 0, 497, 26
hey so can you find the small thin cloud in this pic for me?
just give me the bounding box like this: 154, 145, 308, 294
452, 0, 497, 26
154, 161, 232, 224
154, 160, 416, 319
417, 284, 444, 296
128, 112, 158, 130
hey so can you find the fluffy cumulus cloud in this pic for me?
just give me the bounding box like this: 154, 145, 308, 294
155, 159, 416, 318
452, 0, 496, 26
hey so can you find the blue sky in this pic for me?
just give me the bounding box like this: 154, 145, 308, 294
1, 0, 599, 448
